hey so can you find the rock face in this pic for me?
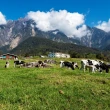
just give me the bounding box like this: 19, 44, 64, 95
81, 27, 110, 49
0, 18, 110, 52
0, 18, 36, 49
10, 36, 21, 49
0, 18, 80, 52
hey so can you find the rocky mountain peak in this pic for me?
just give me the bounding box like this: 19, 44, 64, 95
0, 18, 110, 53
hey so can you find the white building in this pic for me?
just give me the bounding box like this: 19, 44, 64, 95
48, 52, 70, 58
55, 52, 70, 58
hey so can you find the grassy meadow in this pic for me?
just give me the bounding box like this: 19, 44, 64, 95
0, 58, 110, 110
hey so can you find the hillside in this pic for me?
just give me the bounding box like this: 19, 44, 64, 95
9, 37, 100, 56
0, 19, 80, 50
81, 27, 110, 49
103, 44, 110, 51
0, 18, 110, 52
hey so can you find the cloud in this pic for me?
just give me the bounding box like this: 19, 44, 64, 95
96, 19, 110, 32
26, 10, 90, 38
0, 12, 7, 25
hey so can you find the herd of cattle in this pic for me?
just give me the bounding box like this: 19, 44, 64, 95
4, 59, 110, 73
60, 59, 110, 73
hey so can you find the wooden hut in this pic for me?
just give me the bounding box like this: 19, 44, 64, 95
0, 53, 18, 60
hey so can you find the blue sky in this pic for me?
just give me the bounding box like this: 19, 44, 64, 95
0, 0, 109, 26
0, 0, 110, 37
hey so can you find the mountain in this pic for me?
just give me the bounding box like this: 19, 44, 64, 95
103, 44, 110, 51
0, 18, 80, 52
9, 37, 100, 56
0, 18, 110, 54
81, 27, 110, 49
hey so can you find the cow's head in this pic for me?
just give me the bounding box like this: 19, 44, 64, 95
72, 62, 79, 69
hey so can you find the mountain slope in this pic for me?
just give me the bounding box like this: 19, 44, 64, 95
103, 44, 110, 51
0, 18, 110, 52
10, 37, 100, 56
81, 27, 110, 49
0, 18, 80, 52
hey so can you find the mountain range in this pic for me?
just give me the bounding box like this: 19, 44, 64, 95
0, 18, 110, 55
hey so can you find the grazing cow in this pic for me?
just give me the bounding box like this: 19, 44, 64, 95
5, 61, 9, 68
40, 62, 52, 68
44, 59, 56, 64
72, 62, 79, 69
24, 61, 39, 68
60, 61, 77, 70
14, 60, 25, 67
37, 61, 52, 68
24, 60, 51, 68
99, 61, 110, 73
80, 59, 101, 73
37, 60, 45, 67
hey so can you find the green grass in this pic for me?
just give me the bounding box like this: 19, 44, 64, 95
0, 59, 110, 110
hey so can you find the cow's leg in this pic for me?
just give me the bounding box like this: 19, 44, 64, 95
80, 61, 83, 70
89, 67, 91, 72
84, 65, 86, 72
106, 68, 109, 73
92, 66, 95, 73
60, 62, 64, 68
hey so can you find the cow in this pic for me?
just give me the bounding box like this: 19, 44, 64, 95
99, 61, 110, 73
37, 60, 52, 68
60, 61, 79, 70
14, 60, 25, 67
24, 60, 51, 68
60, 61, 74, 70
37, 60, 44, 67
24, 61, 39, 68
5, 61, 9, 68
44, 59, 56, 64
72, 62, 79, 69
80, 59, 101, 73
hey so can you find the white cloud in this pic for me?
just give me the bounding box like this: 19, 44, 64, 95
96, 19, 110, 32
26, 10, 91, 38
0, 12, 7, 25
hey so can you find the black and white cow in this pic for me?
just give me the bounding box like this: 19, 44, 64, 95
80, 59, 110, 73
99, 61, 110, 73
14, 60, 25, 67
72, 62, 79, 69
37, 60, 52, 68
80, 59, 101, 73
44, 59, 56, 64
60, 61, 74, 70
60, 61, 79, 70
5, 61, 9, 68
24, 60, 51, 68
24, 61, 39, 68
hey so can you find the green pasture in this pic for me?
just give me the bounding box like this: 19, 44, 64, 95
0, 58, 110, 110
